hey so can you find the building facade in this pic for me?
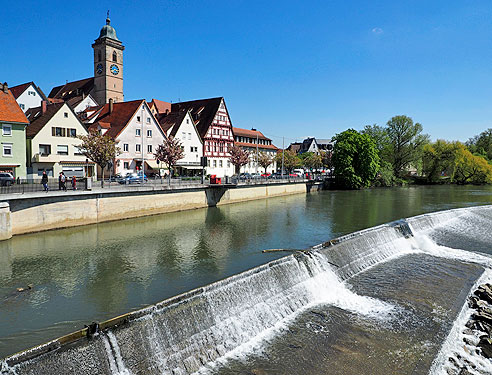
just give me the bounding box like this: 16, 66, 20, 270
157, 110, 203, 176
10, 82, 47, 112
233, 127, 278, 174
25, 101, 95, 178
0, 83, 29, 178
171, 97, 234, 177
87, 100, 166, 176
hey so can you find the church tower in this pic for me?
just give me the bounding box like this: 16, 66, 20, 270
92, 14, 124, 104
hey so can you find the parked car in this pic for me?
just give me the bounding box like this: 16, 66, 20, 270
0, 172, 14, 186
108, 173, 123, 182
238, 173, 252, 180
250, 173, 261, 179
119, 172, 148, 184
261, 173, 271, 178
293, 169, 304, 177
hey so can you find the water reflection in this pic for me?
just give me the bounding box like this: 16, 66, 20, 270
1, 185, 492, 358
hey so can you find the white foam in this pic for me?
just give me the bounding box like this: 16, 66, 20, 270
429, 268, 492, 375
102, 331, 132, 375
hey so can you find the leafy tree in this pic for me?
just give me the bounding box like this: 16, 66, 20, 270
275, 150, 301, 173
453, 143, 492, 184
229, 145, 250, 175
77, 130, 121, 187
321, 150, 333, 170
422, 140, 457, 183
466, 129, 492, 161
154, 136, 185, 183
257, 152, 274, 173
301, 152, 323, 173
362, 124, 391, 158
332, 129, 380, 189
386, 115, 429, 177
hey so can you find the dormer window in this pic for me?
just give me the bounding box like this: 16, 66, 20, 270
98, 50, 102, 62
113, 51, 117, 62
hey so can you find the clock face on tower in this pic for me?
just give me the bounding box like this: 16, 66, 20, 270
96, 63, 103, 75
110, 64, 120, 75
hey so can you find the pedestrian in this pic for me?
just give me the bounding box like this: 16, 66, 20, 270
58, 172, 62, 190
71, 176, 77, 190
41, 171, 49, 192
60, 172, 67, 191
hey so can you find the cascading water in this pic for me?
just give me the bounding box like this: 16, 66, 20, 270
4, 205, 492, 375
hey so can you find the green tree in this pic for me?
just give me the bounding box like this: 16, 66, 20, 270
422, 140, 457, 183
453, 143, 492, 184
386, 115, 429, 177
332, 129, 380, 189
77, 130, 121, 187
275, 150, 301, 173
466, 129, 492, 161
301, 152, 323, 174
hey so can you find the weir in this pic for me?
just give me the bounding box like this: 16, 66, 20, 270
2, 205, 492, 375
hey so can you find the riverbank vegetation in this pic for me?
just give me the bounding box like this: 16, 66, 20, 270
275, 115, 492, 189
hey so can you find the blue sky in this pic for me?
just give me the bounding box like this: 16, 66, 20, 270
2, 0, 492, 146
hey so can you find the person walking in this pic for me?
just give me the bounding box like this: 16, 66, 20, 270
41, 171, 49, 192
58, 172, 62, 190
60, 172, 67, 191
71, 176, 77, 190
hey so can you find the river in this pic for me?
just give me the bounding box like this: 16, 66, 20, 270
1, 185, 492, 360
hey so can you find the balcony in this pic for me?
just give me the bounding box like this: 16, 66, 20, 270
33, 153, 60, 163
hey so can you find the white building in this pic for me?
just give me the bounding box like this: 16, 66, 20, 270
10, 82, 47, 112
67, 94, 99, 114
233, 127, 278, 174
25, 101, 96, 178
157, 110, 203, 176
87, 99, 166, 176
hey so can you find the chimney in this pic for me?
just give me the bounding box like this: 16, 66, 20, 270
2, 82, 8, 94
41, 100, 47, 114
109, 98, 114, 114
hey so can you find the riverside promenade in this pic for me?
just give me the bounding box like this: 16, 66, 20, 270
0, 178, 321, 239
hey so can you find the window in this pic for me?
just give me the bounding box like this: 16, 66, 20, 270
124, 162, 129, 169
136, 128, 141, 136
186, 119, 189, 124
219, 144, 224, 152
28, 91, 36, 96
19, 104, 25, 110
213, 144, 217, 152
137, 116, 141, 122
53, 127, 63, 137
147, 130, 152, 137
2, 125, 12, 136
136, 144, 141, 152
70, 129, 77, 137
188, 133, 191, 140
182, 132, 186, 140
219, 160, 223, 167
190, 146, 194, 153
64, 112, 68, 118
123, 143, 129, 152
57, 145, 68, 155
207, 144, 210, 152
2, 144, 12, 157
227, 161, 231, 168
213, 160, 217, 167
39, 144, 51, 155
146, 117, 150, 124
98, 50, 102, 62
113, 51, 117, 62
207, 159, 211, 167
147, 145, 152, 153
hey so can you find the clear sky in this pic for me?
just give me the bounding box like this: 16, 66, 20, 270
2, 0, 492, 146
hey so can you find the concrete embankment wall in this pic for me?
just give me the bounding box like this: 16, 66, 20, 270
0, 182, 316, 238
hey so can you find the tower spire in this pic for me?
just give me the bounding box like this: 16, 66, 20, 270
106, 10, 110, 25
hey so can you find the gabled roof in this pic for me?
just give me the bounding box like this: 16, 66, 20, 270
157, 111, 188, 137
151, 99, 172, 115
48, 77, 95, 102
233, 127, 271, 141
88, 100, 144, 139
0, 86, 29, 124
25, 102, 65, 137
171, 97, 223, 138
9, 82, 47, 100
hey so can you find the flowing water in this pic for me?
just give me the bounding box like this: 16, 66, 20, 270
2, 186, 492, 374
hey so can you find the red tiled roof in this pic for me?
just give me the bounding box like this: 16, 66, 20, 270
151, 99, 172, 114
89, 100, 144, 139
48, 77, 95, 102
235, 142, 278, 151
232, 127, 271, 141
0, 89, 29, 124
157, 111, 188, 137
